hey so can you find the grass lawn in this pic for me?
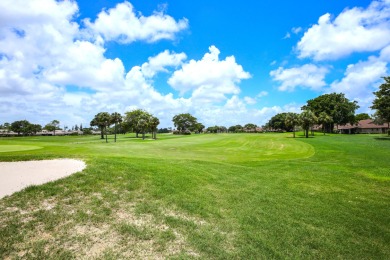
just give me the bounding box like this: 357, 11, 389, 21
0, 133, 389, 259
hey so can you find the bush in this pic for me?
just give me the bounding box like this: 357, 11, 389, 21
172, 130, 191, 135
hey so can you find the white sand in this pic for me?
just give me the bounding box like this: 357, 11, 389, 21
0, 159, 86, 199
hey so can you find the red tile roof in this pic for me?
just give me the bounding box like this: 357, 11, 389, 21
338, 119, 388, 130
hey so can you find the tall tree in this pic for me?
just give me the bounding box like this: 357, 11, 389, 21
317, 112, 333, 135
111, 112, 122, 142
267, 113, 290, 131
124, 109, 150, 138
90, 112, 111, 140
371, 76, 390, 134
137, 112, 151, 140
30, 124, 42, 135
300, 110, 317, 138
51, 120, 60, 135
149, 116, 160, 139
194, 123, 205, 133
172, 113, 198, 133
355, 113, 371, 121
11, 120, 30, 136
303, 93, 359, 131
244, 123, 257, 133
285, 112, 300, 138
44, 120, 60, 135
228, 125, 243, 133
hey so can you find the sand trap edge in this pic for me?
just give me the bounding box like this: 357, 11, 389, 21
0, 159, 86, 199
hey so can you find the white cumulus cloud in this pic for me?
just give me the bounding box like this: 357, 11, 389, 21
168, 46, 251, 102
329, 57, 388, 110
141, 50, 187, 78
270, 64, 329, 91
84, 1, 188, 44
297, 0, 390, 60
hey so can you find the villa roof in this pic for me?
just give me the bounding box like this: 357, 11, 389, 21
338, 119, 387, 130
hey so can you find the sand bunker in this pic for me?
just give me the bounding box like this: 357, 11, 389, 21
0, 159, 86, 199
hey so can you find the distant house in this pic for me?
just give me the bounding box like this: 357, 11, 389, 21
338, 119, 388, 134
0, 130, 17, 136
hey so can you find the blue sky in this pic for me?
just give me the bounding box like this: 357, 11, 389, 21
1, 0, 389, 128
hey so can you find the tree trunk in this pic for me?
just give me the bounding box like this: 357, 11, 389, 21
114, 123, 117, 142
105, 126, 108, 143
388, 122, 390, 136
100, 127, 104, 139
305, 128, 309, 138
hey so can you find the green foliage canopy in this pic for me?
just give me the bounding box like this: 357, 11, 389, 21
172, 113, 198, 133
371, 76, 390, 129
303, 93, 359, 130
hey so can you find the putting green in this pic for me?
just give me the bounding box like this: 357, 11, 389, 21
0, 145, 43, 153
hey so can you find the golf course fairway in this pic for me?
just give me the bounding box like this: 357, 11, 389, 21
0, 133, 389, 259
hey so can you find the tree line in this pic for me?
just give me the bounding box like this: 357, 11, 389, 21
265, 77, 390, 137
265, 92, 360, 138
2, 77, 389, 138
90, 110, 160, 142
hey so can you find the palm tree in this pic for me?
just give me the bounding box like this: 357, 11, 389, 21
318, 112, 333, 135
90, 112, 111, 140
285, 112, 300, 138
149, 116, 160, 139
111, 112, 122, 142
300, 110, 317, 138
137, 118, 148, 140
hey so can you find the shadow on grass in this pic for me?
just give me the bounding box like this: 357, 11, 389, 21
374, 136, 390, 141
124, 136, 152, 139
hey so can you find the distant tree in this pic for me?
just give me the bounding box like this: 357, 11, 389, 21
83, 128, 93, 135
228, 125, 243, 133
219, 126, 227, 133
80, 124, 83, 131
149, 116, 160, 139
285, 112, 300, 138
268, 113, 290, 131
355, 113, 371, 121
1, 122, 11, 133
11, 120, 31, 136
371, 76, 390, 134
137, 112, 151, 140
75, 124, 79, 131
44, 120, 60, 135
244, 123, 257, 132
90, 112, 111, 140
44, 123, 55, 133
207, 126, 219, 133
300, 110, 317, 138
51, 120, 60, 135
372, 111, 386, 125
30, 124, 42, 135
303, 93, 359, 131
317, 112, 333, 135
194, 123, 205, 133
124, 109, 150, 138
172, 113, 198, 133
111, 112, 122, 142
157, 128, 170, 133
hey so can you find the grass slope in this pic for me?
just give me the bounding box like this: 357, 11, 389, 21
0, 133, 389, 259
